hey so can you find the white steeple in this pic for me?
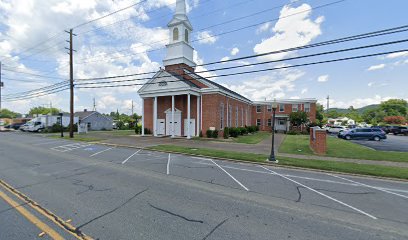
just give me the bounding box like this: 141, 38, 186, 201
163, 0, 196, 69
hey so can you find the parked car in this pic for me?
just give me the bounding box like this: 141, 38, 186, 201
339, 128, 387, 141
390, 126, 408, 135
5, 122, 25, 130
383, 125, 400, 134
327, 126, 348, 134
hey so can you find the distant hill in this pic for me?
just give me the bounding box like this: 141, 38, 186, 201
328, 104, 379, 114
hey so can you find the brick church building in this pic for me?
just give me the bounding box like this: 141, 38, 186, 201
138, 0, 317, 138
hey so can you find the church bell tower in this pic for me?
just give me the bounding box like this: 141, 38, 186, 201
163, 0, 196, 72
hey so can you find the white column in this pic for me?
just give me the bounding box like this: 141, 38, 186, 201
200, 95, 203, 131
187, 93, 191, 139
171, 95, 175, 138
141, 98, 145, 136
154, 96, 157, 137
196, 95, 200, 136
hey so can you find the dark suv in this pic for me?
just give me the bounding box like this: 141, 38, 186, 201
384, 126, 400, 134
339, 128, 387, 141
391, 126, 408, 135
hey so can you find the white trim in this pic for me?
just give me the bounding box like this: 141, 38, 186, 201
171, 95, 175, 138
141, 98, 145, 136
153, 97, 157, 137
187, 93, 191, 139
196, 95, 200, 136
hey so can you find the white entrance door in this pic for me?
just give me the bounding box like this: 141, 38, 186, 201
184, 119, 195, 137
166, 113, 181, 136
157, 119, 165, 135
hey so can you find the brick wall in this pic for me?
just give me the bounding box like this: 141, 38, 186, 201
144, 98, 153, 133
202, 93, 252, 137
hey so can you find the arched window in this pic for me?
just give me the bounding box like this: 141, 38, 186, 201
173, 27, 179, 41
185, 29, 189, 42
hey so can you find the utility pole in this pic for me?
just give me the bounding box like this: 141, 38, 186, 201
326, 95, 330, 113
0, 61, 2, 111
65, 29, 76, 138
131, 100, 134, 116
93, 98, 96, 111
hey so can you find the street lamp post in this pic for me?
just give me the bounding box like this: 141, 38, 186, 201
59, 113, 64, 138
269, 99, 278, 162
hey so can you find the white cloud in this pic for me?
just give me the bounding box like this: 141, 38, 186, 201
386, 51, 408, 59
230, 47, 239, 56
319, 95, 406, 109
253, 4, 324, 61
301, 88, 308, 94
196, 30, 217, 45
367, 64, 385, 71
194, 50, 217, 79
256, 22, 272, 34
317, 75, 329, 82
368, 82, 374, 87
220, 56, 230, 62
222, 68, 305, 100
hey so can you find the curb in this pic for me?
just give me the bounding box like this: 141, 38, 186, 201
91, 142, 408, 183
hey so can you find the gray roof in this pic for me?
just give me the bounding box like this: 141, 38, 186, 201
74, 111, 96, 120
183, 69, 251, 102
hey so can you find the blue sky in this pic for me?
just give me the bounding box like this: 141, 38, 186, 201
0, 0, 407, 114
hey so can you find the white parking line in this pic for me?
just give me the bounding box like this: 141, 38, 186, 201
260, 166, 377, 219
90, 147, 115, 157
328, 174, 408, 200
167, 154, 171, 175
191, 159, 408, 194
121, 149, 143, 165
33, 140, 63, 146
209, 159, 249, 191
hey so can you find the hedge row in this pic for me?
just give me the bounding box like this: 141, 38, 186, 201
224, 125, 259, 139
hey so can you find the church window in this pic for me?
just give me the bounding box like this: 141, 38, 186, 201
173, 27, 179, 41
185, 29, 189, 42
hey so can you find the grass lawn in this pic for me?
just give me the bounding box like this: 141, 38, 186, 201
232, 132, 271, 144
91, 130, 136, 136
49, 135, 104, 142
279, 135, 408, 162
147, 145, 408, 179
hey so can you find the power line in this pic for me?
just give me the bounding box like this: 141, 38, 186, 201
75, 0, 343, 64
3, 84, 70, 101
72, 0, 148, 29
75, 25, 408, 81
2, 81, 69, 97
3, 87, 69, 102
75, 48, 408, 89
1, 68, 67, 80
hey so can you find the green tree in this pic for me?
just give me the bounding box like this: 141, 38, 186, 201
345, 105, 362, 123
380, 99, 407, 117
0, 109, 20, 118
315, 103, 324, 125
29, 107, 60, 116
326, 110, 341, 118
362, 108, 385, 124
289, 111, 308, 126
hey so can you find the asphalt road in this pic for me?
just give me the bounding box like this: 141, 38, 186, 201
0, 132, 407, 240
351, 134, 408, 152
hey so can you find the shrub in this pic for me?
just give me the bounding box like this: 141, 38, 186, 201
144, 128, 152, 134
239, 127, 248, 135
287, 130, 300, 135
306, 122, 320, 133
206, 129, 213, 138
199, 131, 203, 138
135, 125, 142, 134
229, 127, 239, 138
223, 127, 229, 139
255, 125, 259, 132
212, 130, 218, 138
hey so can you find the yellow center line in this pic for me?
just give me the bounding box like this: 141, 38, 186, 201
0, 189, 64, 240
0, 179, 93, 240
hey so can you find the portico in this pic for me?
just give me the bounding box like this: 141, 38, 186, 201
140, 90, 201, 139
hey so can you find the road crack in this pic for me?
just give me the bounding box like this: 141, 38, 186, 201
202, 218, 229, 240
149, 203, 204, 223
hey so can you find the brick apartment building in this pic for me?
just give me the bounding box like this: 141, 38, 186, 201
138, 0, 317, 138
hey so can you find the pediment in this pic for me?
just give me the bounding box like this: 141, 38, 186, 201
138, 70, 192, 94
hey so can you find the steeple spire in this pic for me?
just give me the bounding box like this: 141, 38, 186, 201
175, 0, 187, 16
163, 0, 196, 71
